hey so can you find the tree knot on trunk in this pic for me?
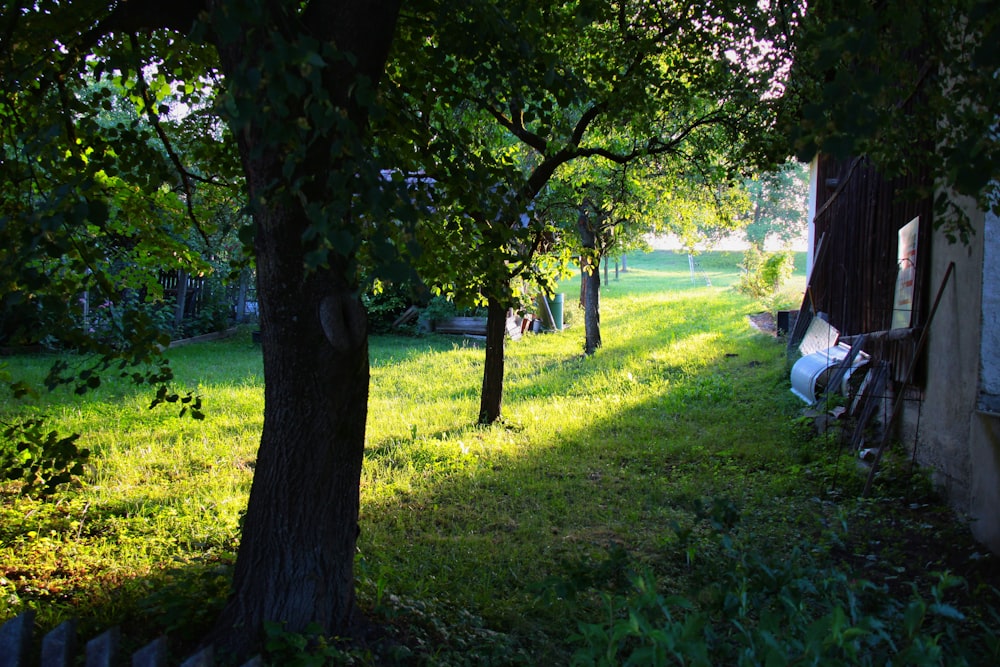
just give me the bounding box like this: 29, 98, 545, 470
319, 293, 367, 353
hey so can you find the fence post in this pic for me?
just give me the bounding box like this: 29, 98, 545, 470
0, 616, 265, 666
179, 645, 213, 667
131, 636, 167, 667
0, 611, 35, 667
236, 269, 249, 322
174, 269, 189, 330
84, 626, 119, 667
41, 619, 76, 667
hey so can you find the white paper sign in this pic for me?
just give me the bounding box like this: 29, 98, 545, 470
892, 217, 919, 329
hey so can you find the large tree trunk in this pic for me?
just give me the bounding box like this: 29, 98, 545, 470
206, 0, 401, 658
209, 110, 372, 653
214, 209, 370, 653
478, 296, 507, 425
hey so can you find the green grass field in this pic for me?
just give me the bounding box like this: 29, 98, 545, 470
3, 250, 998, 664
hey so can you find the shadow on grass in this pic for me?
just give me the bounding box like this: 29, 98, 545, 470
5, 251, 990, 663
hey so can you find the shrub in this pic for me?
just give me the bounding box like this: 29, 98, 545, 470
560, 499, 999, 666
363, 278, 419, 334
737, 247, 795, 304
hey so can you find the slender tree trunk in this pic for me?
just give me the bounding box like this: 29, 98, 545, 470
583, 256, 602, 355
621, 255, 627, 272
578, 212, 602, 355
478, 295, 507, 425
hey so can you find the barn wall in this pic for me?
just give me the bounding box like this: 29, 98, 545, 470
805, 155, 1000, 553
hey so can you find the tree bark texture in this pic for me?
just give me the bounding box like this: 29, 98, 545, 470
206, 0, 401, 657
478, 296, 507, 425
583, 258, 602, 355
214, 209, 370, 650
578, 212, 602, 355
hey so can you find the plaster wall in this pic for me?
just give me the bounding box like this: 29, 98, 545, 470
969, 414, 1000, 551
970, 211, 1000, 551
900, 207, 1000, 552
980, 212, 1000, 404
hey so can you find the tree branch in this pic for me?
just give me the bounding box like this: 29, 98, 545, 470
645, 110, 729, 157
569, 103, 606, 148
100, 0, 205, 36
482, 101, 548, 154
128, 33, 212, 247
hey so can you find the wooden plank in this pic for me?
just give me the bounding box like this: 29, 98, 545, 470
0, 611, 34, 667
132, 637, 167, 667
434, 317, 488, 336
41, 619, 77, 667
787, 233, 826, 360
391, 305, 419, 328
85, 627, 120, 667
839, 327, 919, 345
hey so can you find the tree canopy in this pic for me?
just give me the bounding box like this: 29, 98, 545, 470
1, 0, 803, 653
785, 0, 1000, 241
741, 161, 809, 251
382, 0, 797, 419
13, 0, 994, 658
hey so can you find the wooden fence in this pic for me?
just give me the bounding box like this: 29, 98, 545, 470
0, 611, 261, 667
159, 270, 206, 322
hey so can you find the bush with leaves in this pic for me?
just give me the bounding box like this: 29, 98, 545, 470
362, 278, 425, 334
0, 418, 89, 497
559, 498, 1000, 666
180, 277, 234, 339
737, 247, 795, 305
81, 293, 175, 350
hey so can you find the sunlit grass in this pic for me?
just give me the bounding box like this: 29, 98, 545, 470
1, 249, 907, 660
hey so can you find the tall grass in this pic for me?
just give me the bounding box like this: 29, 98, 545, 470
2, 250, 995, 664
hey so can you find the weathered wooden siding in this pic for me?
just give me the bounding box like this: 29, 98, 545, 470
808, 154, 934, 384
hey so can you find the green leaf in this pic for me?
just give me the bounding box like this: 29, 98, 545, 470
929, 603, 965, 621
